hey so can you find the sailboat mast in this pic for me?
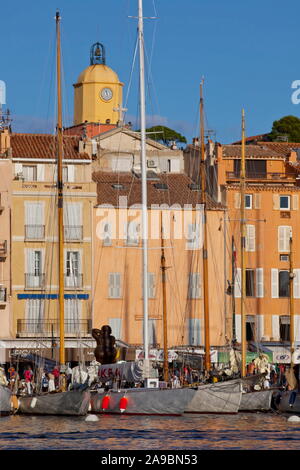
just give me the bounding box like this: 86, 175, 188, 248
160, 212, 169, 382
289, 234, 295, 369
200, 81, 211, 371
240, 109, 246, 377
138, 0, 149, 364
56, 11, 65, 366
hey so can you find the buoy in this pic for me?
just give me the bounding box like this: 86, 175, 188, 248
287, 415, 300, 422
101, 395, 110, 411
30, 397, 37, 408
85, 414, 99, 422
119, 396, 128, 413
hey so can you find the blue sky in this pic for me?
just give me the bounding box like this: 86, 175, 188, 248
1, 0, 300, 144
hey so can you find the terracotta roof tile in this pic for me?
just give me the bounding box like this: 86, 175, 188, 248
92, 171, 224, 210
222, 144, 286, 159
11, 133, 90, 160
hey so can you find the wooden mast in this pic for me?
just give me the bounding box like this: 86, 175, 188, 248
160, 212, 169, 382
289, 233, 295, 369
56, 11, 65, 366
200, 81, 211, 371
240, 109, 247, 377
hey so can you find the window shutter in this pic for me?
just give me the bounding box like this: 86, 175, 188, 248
235, 314, 241, 343
15, 163, 23, 176
278, 226, 291, 252
256, 268, 264, 298
148, 319, 156, 345
234, 192, 241, 209
294, 269, 300, 299
272, 315, 280, 340
108, 318, 122, 339
234, 268, 241, 298
148, 273, 155, 298
246, 224, 255, 252
108, 273, 115, 298
273, 194, 280, 210
254, 193, 261, 209
37, 164, 44, 182
257, 315, 264, 340
188, 273, 201, 299
271, 268, 279, 298
67, 165, 75, 182
115, 273, 121, 298
187, 318, 201, 346
292, 194, 299, 210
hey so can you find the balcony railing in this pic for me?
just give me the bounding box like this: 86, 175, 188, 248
0, 240, 8, 258
16, 319, 92, 337
25, 225, 45, 240
226, 171, 296, 181
64, 274, 83, 289
64, 225, 83, 241
0, 286, 7, 302
25, 273, 45, 289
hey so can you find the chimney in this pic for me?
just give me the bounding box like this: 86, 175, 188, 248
0, 128, 11, 155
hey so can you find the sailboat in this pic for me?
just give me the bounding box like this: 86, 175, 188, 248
184, 81, 242, 414
275, 234, 300, 413
17, 11, 90, 416
89, 0, 194, 416
0, 373, 11, 415
237, 109, 279, 412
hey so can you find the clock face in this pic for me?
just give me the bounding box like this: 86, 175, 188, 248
100, 87, 113, 101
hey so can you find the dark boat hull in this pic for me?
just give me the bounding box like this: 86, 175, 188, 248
90, 387, 194, 415
276, 391, 300, 413
185, 381, 242, 414
0, 385, 11, 415
18, 389, 90, 416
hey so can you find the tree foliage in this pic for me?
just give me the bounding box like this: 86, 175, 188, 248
268, 115, 300, 142
139, 125, 187, 145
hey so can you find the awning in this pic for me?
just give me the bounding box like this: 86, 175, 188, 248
218, 351, 273, 364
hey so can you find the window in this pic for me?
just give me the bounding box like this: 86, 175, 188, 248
103, 223, 112, 246
25, 299, 44, 333
279, 270, 290, 298
148, 319, 157, 346
23, 165, 37, 181
65, 251, 82, 288
126, 221, 140, 246
246, 315, 255, 341
108, 273, 121, 298
26, 249, 43, 288
279, 316, 290, 341
234, 160, 267, 178
64, 299, 81, 334
246, 270, 255, 297
25, 202, 45, 240
280, 195, 290, 210
245, 194, 252, 209
188, 273, 201, 299
108, 318, 122, 339
186, 223, 201, 250
64, 202, 83, 241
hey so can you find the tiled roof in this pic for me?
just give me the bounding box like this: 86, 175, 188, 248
64, 123, 117, 138
288, 161, 300, 173
257, 141, 300, 157
222, 144, 286, 159
92, 171, 224, 210
11, 133, 90, 160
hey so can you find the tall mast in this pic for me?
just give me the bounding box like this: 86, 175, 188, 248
240, 109, 246, 377
160, 212, 168, 382
138, 0, 149, 365
289, 233, 295, 369
200, 81, 211, 371
56, 11, 65, 366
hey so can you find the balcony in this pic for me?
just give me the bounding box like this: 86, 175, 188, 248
64, 274, 83, 289
25, 273, 45, 289
16, 319, 92, 338
0, 286, 7, 303
0, 240, 7, 258
64, 225, 83, 241
25, 225, 45, 241
226, 172, 296, 183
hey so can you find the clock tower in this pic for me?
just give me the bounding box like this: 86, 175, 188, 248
73, 42, 124, 126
